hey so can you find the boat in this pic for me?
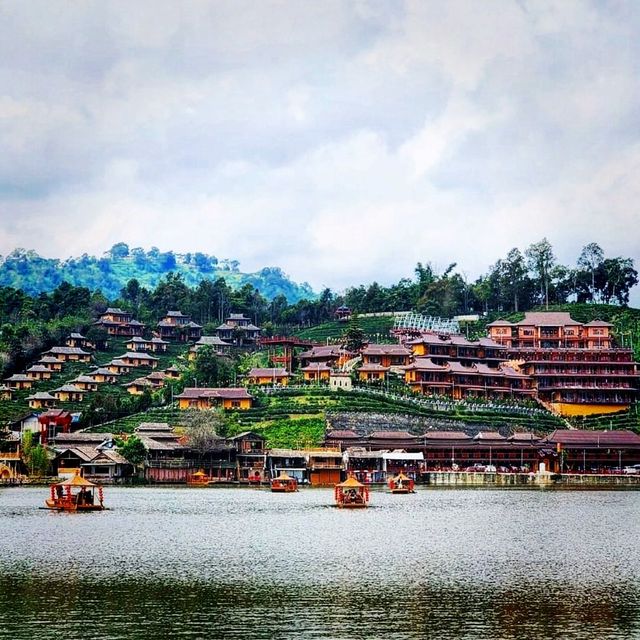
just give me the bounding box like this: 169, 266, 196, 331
334, 476, 369, 508
270, 471, 298, 492
45, 473, 105, 511
187, 469, 211, 486
388, 472, 415, 494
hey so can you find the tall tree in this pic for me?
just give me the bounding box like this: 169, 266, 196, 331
525, 238, 556, 309
577, 242, 604, 302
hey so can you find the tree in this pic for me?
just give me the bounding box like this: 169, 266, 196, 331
182, 410, 227, 459
599, 258, 638, 305
118, 435, 147, 466
525, 238, 556, 309
501, 248, 528, 312
577, 243, 604, 302
342, 317, 366, 352
191, 345, 234, 387
30, 444, 50, 476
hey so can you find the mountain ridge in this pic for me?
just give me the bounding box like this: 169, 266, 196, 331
0, 244, 316, 302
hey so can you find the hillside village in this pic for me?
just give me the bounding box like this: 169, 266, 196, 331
1, 294, 639, 485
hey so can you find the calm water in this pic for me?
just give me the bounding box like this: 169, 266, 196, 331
0, 487, 638, 640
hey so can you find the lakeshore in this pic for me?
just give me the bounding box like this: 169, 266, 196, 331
1, 486, 639, 640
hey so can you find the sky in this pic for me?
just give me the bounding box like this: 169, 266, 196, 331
0, 0, 639, 300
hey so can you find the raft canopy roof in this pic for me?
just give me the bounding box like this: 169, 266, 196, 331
336, 476, 365, 488
54, 474, 96, 487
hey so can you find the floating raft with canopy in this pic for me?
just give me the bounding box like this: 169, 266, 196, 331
45, 473, 105, 511
271, 471, 298, 492
187, 470, 211, 486
388, 472, 415, 494
334, 476, 369, 508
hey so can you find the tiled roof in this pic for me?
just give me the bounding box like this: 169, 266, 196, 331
362, 344, 412, 356
175, 387, 253, 400
584, 320, 614, 327
546, 430, 640, 447
300, 363, 332, 371
248, 368, 289, 378
119, 352, 159, 360
326, 430, 359, 439
474, 431, 506, 440
486, 319, 514, 327
47, 346, 91, 355
26, 392, 56, 401
54, 384, 86, 393
55, 432, 112, 442
368, 431, 416, 439
404, 357, 447, 371
26, 365, 51, 373
357, 363, 389, 372
516, 312, 582, 326
423, 431, 472, 440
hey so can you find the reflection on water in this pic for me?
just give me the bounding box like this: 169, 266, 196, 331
0, 487, 638, 639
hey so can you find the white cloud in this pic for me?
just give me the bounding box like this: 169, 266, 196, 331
0, 0, 638, 305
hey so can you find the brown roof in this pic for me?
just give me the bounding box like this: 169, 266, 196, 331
175, 387, 253, 400
357, 363, 389, 372
486, 319, 514, 327
120, 352, 160, 361
546, 430, 640, 447
516, 312, 582, 327
368, 431, 416, 440
404, 357, 447, 371
584, 320, 614, 327
326, 430, 359, 439
423, 431, 472, 440
300, 363, 333, 371
47, 346, 91, 355
26, 365, 51, 373
248, 368, 289, 378
26, 392, 56, 401
362, 344, 412, 356
55, 432, 112, 443
474, 431, 506, 440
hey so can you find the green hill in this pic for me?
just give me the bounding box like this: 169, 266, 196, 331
0, 245, 315, 303
295, 316, 395, 342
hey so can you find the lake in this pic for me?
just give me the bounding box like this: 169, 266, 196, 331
0, 487, 638, 639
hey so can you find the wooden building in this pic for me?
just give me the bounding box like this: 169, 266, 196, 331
215, 313, 262, 346
266, 449, 307, 484
406, 333, 507, 366
300, 362, 332, 383
157, 311, 203, 342
4, 374, 34, 390
188, 335, 232, 360
70, 375, 100, 392
38, 355, 64, 372
44, 346, 92, 363
25, 365, 53, 381
0, 385, 13, 401
513, 347, 637, 416
228, 431, 266, 482
52, 384, 87, 403
66, 333, 95, 350
246, 367, 290, 386
117, 351, 160, 369
94, 308, 145, 337
175, 387, 254, 410
26, 391, 57, 410
487, 312, 613, 349
357, 344, 412, 381
306, 449, 344, 485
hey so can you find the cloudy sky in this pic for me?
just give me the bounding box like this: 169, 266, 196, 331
0, 0, 639, 297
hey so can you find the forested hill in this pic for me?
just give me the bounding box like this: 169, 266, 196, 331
0, 244, 315, 302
